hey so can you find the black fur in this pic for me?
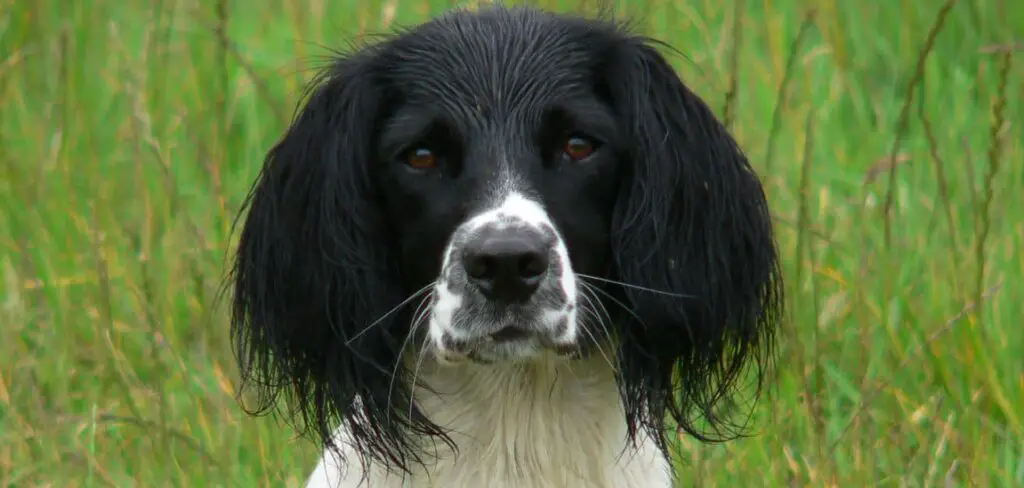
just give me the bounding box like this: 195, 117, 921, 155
229, 5, 782, 475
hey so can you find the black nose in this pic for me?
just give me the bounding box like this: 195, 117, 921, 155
462, 228, 551, 303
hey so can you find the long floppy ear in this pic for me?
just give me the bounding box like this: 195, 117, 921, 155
229, 51, 436, 472
606, 38, 783, 451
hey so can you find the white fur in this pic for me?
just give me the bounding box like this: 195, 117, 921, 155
430, 192, 579, 358
304, 192, 673, 487
304, 357, 674, 487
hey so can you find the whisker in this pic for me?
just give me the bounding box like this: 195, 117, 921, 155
578, 294, 608, 346
584, 284, 617, 344
411, 294, 435, 334
345, 282, 436, 345
577, 284, 618, 372
578, 315, 617, 373
579, 282, 613, 328
586, 286, 619, 345
583, 281, 648, 329
577, 273, 694, 299
387, 291, 435, 415
407, 332, 433, 424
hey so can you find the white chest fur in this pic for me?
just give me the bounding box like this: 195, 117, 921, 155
305, 357, 673, 488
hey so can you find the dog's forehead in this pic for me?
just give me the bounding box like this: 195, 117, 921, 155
381, 9, 614, 109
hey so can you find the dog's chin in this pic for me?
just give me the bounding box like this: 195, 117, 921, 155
431, 320, 583, 366
468, 341, 579, 364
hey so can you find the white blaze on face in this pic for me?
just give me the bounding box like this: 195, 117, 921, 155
427, 191, 580, 359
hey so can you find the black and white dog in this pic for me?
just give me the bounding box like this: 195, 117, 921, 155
229, 5, 782, 487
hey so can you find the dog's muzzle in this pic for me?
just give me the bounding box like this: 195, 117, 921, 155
427, 193, 579, 362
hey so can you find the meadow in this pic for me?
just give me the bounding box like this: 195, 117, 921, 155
1, 0, 1021, 486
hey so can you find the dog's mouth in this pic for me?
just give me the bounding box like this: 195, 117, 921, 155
441, 323, 540, 350
488, 324, 534, 342
438, 322, 580, 363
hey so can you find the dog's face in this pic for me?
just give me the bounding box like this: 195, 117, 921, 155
230, 5, 782, 472
373, 18, 626, 363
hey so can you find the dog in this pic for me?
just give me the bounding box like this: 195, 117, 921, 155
229, 5, 783, 487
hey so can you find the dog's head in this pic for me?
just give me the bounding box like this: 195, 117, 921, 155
230, 5, 782, 471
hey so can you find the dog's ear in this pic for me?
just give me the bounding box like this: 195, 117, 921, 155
229, 52, 431, 472
605, 38, 783, 449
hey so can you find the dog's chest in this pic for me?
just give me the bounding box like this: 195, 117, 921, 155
309, 363, 674, 488
412, 389, 669, 487
358, 415, 672, 488
411, 444, 669, 488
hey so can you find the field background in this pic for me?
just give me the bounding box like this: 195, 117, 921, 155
1, 0, 1021, 486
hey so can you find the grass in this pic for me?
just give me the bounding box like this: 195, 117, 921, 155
1, 0, 1021, 486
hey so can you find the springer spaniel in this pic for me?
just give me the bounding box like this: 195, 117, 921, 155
229, 5, 783, 487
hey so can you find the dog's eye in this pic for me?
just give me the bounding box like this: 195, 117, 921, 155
405, 147, 437, 170
563, 135, 598, 161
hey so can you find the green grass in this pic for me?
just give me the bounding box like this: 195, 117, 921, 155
1, 0, 1021, 486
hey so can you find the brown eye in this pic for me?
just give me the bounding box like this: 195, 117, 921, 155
406, 147, 437, 169
563, 135, 596, 161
